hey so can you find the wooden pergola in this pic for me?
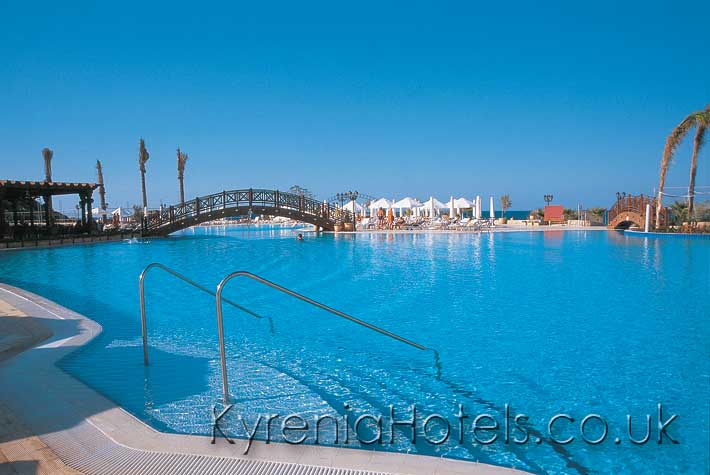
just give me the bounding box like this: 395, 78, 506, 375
0, 180, 98, 234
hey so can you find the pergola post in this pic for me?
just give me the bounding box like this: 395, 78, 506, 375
44, 194, 52, 227
0, 193, 5, 236
28, 196, 35, 228
12, 200, 18, 226
86, 192, 94, 234
79, 194, 87, 227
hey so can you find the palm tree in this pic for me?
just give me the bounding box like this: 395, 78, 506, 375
42, 148, 53, 225
656, 105, 709, 226
563, 208, 578, 221
138, 138, 150, 211
42, 147, 53, 182
177, 147, 188, 205
669, 200, 688, 226
589, 207, 607, 224
96, 160, 107, 217
688, 116, 707, 218
288, 185, 314, 199
500, 194, 511, 218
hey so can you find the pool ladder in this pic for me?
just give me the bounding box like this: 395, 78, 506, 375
139, 263, 439, 403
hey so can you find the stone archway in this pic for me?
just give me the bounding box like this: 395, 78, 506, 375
608, 211, 645, 229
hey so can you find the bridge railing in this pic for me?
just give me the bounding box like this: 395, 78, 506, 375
144, 189, 353, 231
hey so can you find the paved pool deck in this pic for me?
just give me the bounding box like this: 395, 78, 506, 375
0, 283, 532, 475
329, 225, 609, 234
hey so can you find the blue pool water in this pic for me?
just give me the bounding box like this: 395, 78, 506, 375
0, 227, 708, 474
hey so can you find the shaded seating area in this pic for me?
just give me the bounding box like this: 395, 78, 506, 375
0, 180, 98, 241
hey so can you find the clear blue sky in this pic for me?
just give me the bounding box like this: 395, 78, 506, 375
1, 1, 709, 211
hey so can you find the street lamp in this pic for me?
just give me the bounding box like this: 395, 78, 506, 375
335, 191, 359, 229
348, 191, 358, 229
544, 194, 553, 206
335, 193, 344, 226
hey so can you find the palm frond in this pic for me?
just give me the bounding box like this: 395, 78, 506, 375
689, 106, 709, 177
695, 124, 707, 151
658, 106, 709, 191
662, 116, 695, 166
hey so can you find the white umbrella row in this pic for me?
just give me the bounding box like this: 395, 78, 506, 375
414, 197, 444, 218
393, 197, 422, 217
360, 195, 497, 218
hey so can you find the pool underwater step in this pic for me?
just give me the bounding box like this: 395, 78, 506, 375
0, 283, 532, 475
139, 263, 438, 404
213, 270, 437, 404
135, 263, 546, 472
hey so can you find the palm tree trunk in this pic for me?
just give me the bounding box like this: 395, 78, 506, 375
179, 176, 185, 205
96, 160, 107, 217
656, 141, 678, 229
42, 148, 53, 226
655, 166, 669, 229
176, 148, 188, 206
687, 125, 705, 219
141, 170, 148, 210
138, 138, 150, 215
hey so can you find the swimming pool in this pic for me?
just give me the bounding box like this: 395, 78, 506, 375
1, 227, 707, 474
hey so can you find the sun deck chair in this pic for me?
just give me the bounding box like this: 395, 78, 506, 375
449, 219, 460, 230
464, 219, 482, 231
479, 218, 494, 230
427, 217, 446, 230
449, 217, 469, 230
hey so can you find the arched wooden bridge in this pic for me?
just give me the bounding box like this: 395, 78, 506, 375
607, 194, 668, 230
143, 189, 353, 235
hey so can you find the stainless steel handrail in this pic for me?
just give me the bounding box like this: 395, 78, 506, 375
215, 271, 436, 403
139, 263, 266, 365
